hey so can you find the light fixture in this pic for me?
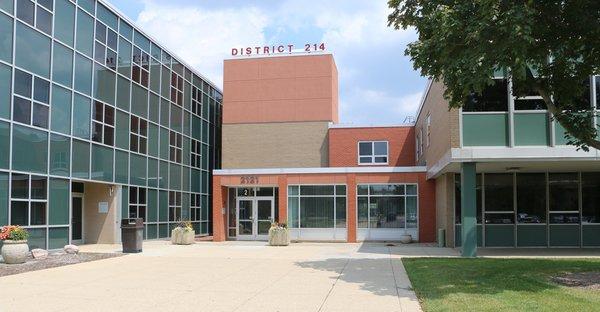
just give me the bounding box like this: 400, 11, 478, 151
506, 167, 521, 173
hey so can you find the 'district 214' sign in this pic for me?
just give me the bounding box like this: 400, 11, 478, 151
231, 43, 326, 56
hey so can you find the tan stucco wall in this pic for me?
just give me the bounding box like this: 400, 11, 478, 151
222, 121, 329, 168
434, 173, 456, 247
83, 182, 118, 244
415, 80, 460, 169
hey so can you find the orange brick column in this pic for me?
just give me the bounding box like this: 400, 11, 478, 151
278, 176, 287, 224
347, 173, 357, 243
212, 176, 227, 242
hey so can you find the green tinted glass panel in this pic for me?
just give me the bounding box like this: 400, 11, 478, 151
91, 144, 113, 182
134, 30, 150, 53
170, 105, 182, 132
75, 9, 94, 56
114, 150, 129, 184
147, 123, 158, 157
159, 161, 168, 189
514, 113, 549, 146
55, 0, 75, 47
117, 37, 131, 78
121, 186, 128, 218
0, 172, 7, 225
12, 125, 48, 173
115, 110, 129, 149
78, 0, 95, 14
48, 227, 69, 249
116, 76, 130, 111
119, 20, 133, 40
201, 144, 208, 170
147, 189, 157, 222
27, 228, 46, 249
0, 0, 13, 13
182, 136, 190, 165
159, 127, 169, 160
50, 134, 70, 176
159, 190, 168, 222
149, 93, 159, 123
51, 84, 72, 135
52, 42, 74, 87
49, 178, 69, 225
16, 22, 51, 78
131, 84, 147, 118
182, 167, 189, 192
72, 139, 90, 178
161, 66, 169, 97
74, 53, 92, 95
202, 120, 208, 142
146, 224, 157, 239
160, 98, 169, 127
146, 158, 157, 188
181, 194, 189, 220
0, 121, 8, 169
130, 154, 146, 186
201, 171, 208, 193
191, 169, 200, 193
149, 63, 160, 94
463, 114, 509, 146
0, 63, 10, 119
97, 3, 117, 30
191, 116, 201, 140
0, 12, 12, 62
93, 64, 115, 105
73, 93, 91, 139
169, 164, 181, 190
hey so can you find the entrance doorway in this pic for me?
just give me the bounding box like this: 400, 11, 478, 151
71, 194, 84, 244
237, 197, 274, 240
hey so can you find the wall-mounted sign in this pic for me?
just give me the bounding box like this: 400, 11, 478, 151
231, 43, 326, 57
240, 176, 259, 185
98, 202, 109, 214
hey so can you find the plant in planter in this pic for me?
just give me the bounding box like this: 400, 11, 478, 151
170, 221, 195, 245
400, 230, 412, 244
0, 226, 30, 264
268, 222, 289, 246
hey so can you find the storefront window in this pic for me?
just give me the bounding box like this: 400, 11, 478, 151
516, 173, 546, 223
549, 173, 579, 224
287, 185, 346, 229
582, 173, 600, 224
357, 184, 417, 229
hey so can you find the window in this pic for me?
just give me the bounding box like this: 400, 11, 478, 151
129, 187, 146, 221
190, 139, 202, 168
484, 173, 514, 224
171, 72, 183, 106
168, 191, 181, 222
10, 174, 47, 226
582, 173, 600, 224
549, 173, 579, 224
358, 141, 388, 165
513, 80, 547, 110
454, 173, 483, 224
357, 184, 417, 229
13, 69, 50, 129
92, 100, 115, 146
131, 45, 149, 87
169, 130, 182, 163
94, 20, 117, 70
130, 115, 147, 154
516, 173, 546, 223
15, 19, 51, 78
426, 114, 431, 146
287, 185, 346, 229
463, 79, 509, 112
190, 193, 201, 221
191, 86, 202, 116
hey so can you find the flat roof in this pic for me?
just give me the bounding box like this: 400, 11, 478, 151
213, 166, 427, 175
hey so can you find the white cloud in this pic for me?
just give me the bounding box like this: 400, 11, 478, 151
136, 1, 269, 88
340, 89, 423, 125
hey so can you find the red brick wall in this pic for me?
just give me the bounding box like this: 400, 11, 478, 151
328, 127, 416, 167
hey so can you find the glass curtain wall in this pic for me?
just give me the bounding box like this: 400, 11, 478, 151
0, 0, 222, 248
455, 172, 600, 247
357, 184, 418, 229
287, 185, 346, 229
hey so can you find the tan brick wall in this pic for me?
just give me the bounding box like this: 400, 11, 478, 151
435, 173, 456, 247
415, 80, 460, 169
83, 182, 118, 244
222, 121, 329, 168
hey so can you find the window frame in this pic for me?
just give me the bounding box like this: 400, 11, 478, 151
287, 184, 347, 229
357, 140, 389, 165
356, 183, 419, 230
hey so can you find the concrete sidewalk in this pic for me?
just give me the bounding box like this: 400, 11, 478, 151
0, 241, 442, 312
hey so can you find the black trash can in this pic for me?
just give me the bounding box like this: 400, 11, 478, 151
121, 218, 143, 253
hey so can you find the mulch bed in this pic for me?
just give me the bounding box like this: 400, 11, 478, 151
551, 272, 600, 290
0, 252, 124, 277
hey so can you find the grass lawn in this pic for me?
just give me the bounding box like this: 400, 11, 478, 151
403, 258, 600, 312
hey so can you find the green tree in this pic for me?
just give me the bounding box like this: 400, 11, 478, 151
388, 1, 600, 150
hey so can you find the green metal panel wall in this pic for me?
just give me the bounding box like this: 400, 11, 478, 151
549, 225, 580, 247
517, 225, 547, 247
463, 114, 509, 146
582, 224, 600, 247
485, 225, 515, 247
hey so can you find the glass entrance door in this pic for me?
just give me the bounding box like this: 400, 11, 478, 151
71, 195, 83, 244
236, 198, 274, 240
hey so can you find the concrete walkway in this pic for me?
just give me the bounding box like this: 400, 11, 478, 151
0, 241, 454, 312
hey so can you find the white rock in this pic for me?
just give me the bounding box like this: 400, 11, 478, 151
63, 244, 79, 254
31, 248, 48, 259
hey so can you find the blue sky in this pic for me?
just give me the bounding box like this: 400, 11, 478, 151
106, 0, 426, 124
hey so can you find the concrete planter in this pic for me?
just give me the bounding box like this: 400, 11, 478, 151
268, 227, 290, 246
171, 228, 195, 245
1, 240, 29, 264
399, 234, 412, 244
